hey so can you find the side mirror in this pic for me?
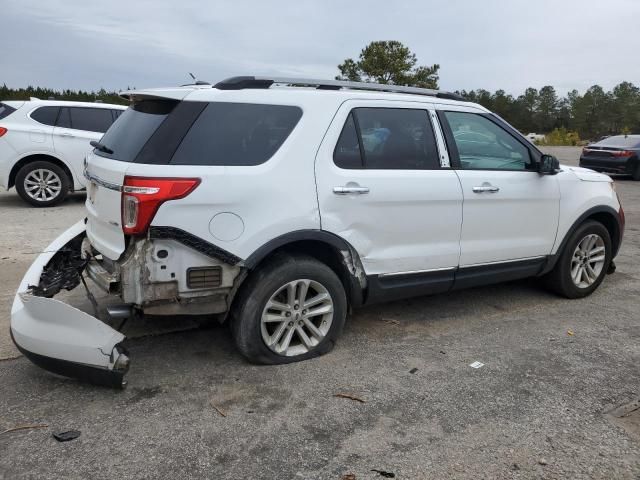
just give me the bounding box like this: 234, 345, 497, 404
538, 154, 560, 175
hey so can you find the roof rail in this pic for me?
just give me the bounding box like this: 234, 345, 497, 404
213, 76, 466, 101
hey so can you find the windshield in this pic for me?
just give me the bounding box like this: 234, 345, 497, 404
94, 99, 177, 162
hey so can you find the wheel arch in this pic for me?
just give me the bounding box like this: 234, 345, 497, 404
242, 230, 367, 308
9, 154, 75, 191
556, 206, 623, 260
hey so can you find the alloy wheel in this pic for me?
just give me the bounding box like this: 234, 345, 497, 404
23, 168, 62, 202
260, 279, 334, 356
570, 233, 606, 288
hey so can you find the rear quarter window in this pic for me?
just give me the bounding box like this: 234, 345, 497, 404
30, 106, 60, 126
0, 103, 17, 120
170, 102, 303, 166
68, 107, 114, 133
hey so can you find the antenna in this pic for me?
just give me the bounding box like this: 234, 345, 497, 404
188, 72, 196, 81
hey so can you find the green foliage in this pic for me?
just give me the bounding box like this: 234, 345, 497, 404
0, 84, 129, 105
460, 82, 640, 141
536, 127, 581, 146
337, 41, 439, 89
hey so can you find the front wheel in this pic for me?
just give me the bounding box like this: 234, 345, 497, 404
545, 220, 612, 298
15, 161, 70, 207
231, 255, 347, 364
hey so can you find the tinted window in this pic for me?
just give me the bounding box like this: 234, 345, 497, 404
113, 109, 123, 120
69, 107, 113, 133
31, 106, 60, 126
57, 107, 71, 128
335, 108, 439, 170
334, 113, 363, 169
94, 100, 177, 162
444, 111, 532, 170
171, 102, 302, 166
0, 103, 16, 120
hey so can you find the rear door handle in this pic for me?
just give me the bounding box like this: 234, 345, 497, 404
472, 185, 500, 193
60, 132, 75, 138
333, 186, 370, 195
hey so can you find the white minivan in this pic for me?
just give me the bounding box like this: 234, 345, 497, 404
0, 99, 126, 206
10, 77, 625, 387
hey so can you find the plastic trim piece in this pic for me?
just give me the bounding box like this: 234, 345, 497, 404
149, 226, 242, 265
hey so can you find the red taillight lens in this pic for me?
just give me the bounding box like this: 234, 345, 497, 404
612, 150, 634, 157
121, 176, 200, 235
0, 127, 7, 137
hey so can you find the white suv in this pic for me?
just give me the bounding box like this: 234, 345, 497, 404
11, 77, 625, 387
0, 99, 126, 206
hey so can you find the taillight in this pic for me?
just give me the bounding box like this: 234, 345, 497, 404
612, 150, 634, 157
582, 147, 590, 155
121, 176, 200, 235
0, 127, 7, 137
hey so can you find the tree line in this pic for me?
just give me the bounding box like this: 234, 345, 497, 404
0, 84, 128, 106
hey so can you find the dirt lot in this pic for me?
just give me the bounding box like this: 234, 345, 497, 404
1, 147, 639, 479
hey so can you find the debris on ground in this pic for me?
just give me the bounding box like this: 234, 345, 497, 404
469, 361, 484, 369
52, 430, 81, 442
1, 423, 48, 435
383, 318, 400, 326
439, 350, 446, 354
341, 474, 356, 480
567, 330, 574, 336
371, 469, 396, 478
538, 458, 548, 466
210, 401, 227, 417
334, 393, 366, 403
409, 368, 418, 374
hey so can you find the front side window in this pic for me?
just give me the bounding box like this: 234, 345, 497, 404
333, 108, 439, 170
171, 102, 302, 166
443, 111, 531, 170
30, 106, 60, 126
69, 107, 114, 133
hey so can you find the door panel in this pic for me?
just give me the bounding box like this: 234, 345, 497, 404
315, 101, 463, 276
437, 109, 560, 266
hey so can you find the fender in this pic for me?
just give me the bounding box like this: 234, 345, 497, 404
9, 151, 82, 190
541, 205, 623, 275
243, 230, 367, 307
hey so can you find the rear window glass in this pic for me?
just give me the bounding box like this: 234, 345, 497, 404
30, 106, 60, 126
595, 135, 640, 148
171, 102, 302, 166
94, 100, 177, 162
0, 103, 16, 120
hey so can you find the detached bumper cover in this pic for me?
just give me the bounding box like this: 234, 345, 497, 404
10, 220, 129, 388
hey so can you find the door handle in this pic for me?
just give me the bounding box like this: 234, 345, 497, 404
472, 185, 500, 193
333, 186, 370, 195
60, 133, 75, 138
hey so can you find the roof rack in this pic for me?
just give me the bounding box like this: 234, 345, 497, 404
213, 76, 466, 101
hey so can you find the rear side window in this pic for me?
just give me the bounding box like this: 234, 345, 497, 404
95, 100, 178, 162
30, 106, 60, 126
171, 103, 302, 166
333, 108, 440, 170
0, 103, 16, 120
68, 107, 114, 133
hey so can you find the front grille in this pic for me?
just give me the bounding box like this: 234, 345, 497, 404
187, 267, 222, 289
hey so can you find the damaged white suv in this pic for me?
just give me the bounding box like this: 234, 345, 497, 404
11, 77, 625, 387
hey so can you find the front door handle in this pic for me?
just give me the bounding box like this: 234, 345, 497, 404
472, 184, 500, 193
60, 132, 75, 138
333, 186, 370, 195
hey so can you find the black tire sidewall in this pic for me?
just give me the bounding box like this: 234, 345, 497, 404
15, 161, 70, 207
555, 221, 612, 298
232, 255, 347, 365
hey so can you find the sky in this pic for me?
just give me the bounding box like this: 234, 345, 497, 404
2, 0, 639, 96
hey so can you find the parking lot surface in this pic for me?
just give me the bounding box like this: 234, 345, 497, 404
1, 147, 639, 479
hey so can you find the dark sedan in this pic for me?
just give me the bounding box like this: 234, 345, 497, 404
580, 135, 640, 180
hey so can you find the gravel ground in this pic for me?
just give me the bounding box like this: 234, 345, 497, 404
0, 147, 638, 479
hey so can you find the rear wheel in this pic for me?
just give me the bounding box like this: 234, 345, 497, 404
545, 220, 612, 298
15, 161, 70, 207
231, 254, 347, 364
632, 164, 640, 180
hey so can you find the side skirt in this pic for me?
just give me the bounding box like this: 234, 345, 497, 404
364, 257, 547, 304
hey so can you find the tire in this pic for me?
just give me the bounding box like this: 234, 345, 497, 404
15, 160, 70, 207
545, 220, 612, 299
632, 164, 640, 181
231, 254, 347, 365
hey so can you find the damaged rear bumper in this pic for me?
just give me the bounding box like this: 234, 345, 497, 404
10, 220, 130, 388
